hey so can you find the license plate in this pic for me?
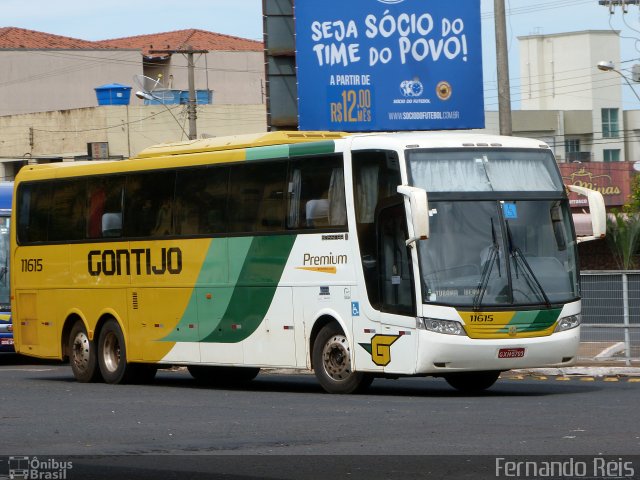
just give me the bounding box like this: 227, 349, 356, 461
498, 347, 525, 359
0, 338, 13, 346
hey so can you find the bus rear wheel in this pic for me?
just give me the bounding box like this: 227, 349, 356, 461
97, 319, 133, 384
444, 371, 501, 393
312, 323, 373, 394
69, 321, 101, 383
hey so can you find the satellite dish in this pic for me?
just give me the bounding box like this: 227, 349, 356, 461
133, 74, 165, 95
133, 74, 170, 102
133, 73, 189, 139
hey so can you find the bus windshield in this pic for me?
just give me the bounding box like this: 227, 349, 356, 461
0, 216, 10, 311
406, 149, 578, 308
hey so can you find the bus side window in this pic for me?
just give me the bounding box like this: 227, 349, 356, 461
87, 176, 125, 239
286, 155, 346, 230
17, 183, 51, 244
228, 162, 287, 233
49, 179, 86, 241
175, 166, 229, 235
124, 172, 175, 238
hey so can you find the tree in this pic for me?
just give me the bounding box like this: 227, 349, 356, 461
606, 173, 640, 269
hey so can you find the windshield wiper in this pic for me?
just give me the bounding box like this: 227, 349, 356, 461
473, 219, 501, 310
505, 220, 551, 307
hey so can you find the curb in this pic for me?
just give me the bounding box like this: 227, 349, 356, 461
505, 366, 640, 379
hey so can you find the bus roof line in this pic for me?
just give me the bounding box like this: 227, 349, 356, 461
135, 131, 350, 159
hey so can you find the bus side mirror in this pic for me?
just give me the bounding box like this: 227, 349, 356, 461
566, 184, 606, 243
397, 185, 429, 246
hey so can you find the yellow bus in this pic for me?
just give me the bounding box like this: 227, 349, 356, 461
11, 131, 605, 393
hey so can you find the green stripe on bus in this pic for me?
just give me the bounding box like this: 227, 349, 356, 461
162, 237, 253, 342
289, 141, 336, 157
246, 145, 290, 161
201, 234, 296, 343
498, 308, 561, 333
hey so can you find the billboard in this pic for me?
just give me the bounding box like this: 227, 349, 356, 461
295, 0, 484, 131
559, 162, 635, 208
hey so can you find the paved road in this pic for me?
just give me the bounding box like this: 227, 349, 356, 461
1, 354, 639, 478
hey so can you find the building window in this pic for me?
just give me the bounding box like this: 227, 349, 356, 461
603, 149, 621, 162
602, 108, 619, 138
565, 139, 580, 153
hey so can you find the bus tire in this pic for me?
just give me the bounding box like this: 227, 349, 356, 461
444, 371, 501, 393
69, 321, 101, 383
97, 319, 131, 384
187, 365, 260, 385
312, 323, 373, 394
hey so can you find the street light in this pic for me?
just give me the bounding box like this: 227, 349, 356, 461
135, 90, 190, 139
597, 60, 640, 103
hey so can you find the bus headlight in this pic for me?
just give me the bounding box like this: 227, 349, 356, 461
554, 314, 581, 332
418, 317, 466, 336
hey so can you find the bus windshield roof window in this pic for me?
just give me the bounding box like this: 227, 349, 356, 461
407, 149, 563, 192
407, 149, 578, 308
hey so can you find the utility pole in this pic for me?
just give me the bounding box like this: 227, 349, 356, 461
149, 47, 208, 140
186, 51, 198, 140
494, 0, 512, 136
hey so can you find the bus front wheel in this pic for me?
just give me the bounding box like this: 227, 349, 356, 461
312, 323, 372, 394
69, 321, 101, 383
444, 371, 501, 393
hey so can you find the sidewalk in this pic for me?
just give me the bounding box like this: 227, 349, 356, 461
509, 365, 640, 378
509, 343, 640, 377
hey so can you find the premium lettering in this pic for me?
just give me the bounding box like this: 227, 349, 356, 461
303, 252, 347, 266
88, 248, 182, 276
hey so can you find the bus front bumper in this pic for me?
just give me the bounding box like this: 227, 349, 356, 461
416, 327, 580, 373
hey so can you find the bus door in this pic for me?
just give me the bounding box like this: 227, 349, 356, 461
352, 151, 418, 373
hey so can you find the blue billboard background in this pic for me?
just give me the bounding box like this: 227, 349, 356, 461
295, 0, 485, 131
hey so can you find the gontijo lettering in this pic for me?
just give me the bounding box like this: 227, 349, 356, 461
88, 247, 182, 276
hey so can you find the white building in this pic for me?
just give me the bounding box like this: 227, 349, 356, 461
0, 27, 267, 179
519, 30, 626, 163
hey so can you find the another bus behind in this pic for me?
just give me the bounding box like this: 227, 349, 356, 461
0, 182, 13, 351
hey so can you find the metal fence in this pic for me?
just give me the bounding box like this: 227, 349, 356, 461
580, 271, 640, 365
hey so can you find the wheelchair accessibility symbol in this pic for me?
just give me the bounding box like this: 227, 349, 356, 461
351, 302, 360, 317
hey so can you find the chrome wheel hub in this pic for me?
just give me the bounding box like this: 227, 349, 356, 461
72, 331, 91, 373
102, 331, 121, 373
322, 334, 352, 381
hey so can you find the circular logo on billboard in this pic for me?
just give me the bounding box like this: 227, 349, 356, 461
400, 80, 424, 97
436, 81, 452, 100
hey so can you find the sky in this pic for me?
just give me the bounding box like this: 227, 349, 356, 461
3, 0, 640, 109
